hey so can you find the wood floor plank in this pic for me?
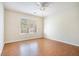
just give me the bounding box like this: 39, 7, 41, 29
2, 38, 79, 56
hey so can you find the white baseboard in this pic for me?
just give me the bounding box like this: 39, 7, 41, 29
5, 37, 43, 44
0, 43, 4, 56
45, 36, 79, 47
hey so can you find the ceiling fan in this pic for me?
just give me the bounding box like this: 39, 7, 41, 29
36, 2, 50, 11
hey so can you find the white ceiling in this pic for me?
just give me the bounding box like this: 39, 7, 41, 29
4, 2, 51, 17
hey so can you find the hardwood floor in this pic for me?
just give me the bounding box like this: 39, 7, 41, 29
2, 38, 79, 56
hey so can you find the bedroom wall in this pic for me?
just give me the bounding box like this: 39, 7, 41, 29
5, 9, 43, 43
44, 2, 79, 46
0, 3, 4, 55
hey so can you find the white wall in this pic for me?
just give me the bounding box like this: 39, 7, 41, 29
0, 3, 4, 55
5, 9, 43, 43
44, 2, 79, 46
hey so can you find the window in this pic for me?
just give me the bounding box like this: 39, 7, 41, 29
21, 18, 37, 34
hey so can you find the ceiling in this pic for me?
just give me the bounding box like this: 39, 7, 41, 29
4, 2, 51, 17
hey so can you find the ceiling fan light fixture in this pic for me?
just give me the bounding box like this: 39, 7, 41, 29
36, 2, 50, 11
